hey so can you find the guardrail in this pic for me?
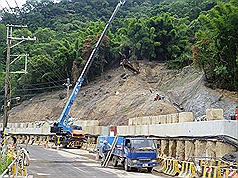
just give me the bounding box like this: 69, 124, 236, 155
0, 147, 29, 178
155, 155, 238, 178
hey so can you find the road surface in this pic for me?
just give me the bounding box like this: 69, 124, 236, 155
23, 145, 167, 178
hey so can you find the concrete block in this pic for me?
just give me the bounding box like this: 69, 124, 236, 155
180, 120, 237, 139
179, 112, 194, 122
128, 126, 136, 136
27, 128, 42, 134
215, 141, 237, 158
161, 140, 169, 156
135, 125, 149, 135
16, 123, 20, 128
98, 126, 104, 136
149, 123, 179, 137
84, 126, 89, 134
128, 118, 133, 126
206, 108, 224, 121
117, 126, 128, 136
74, 120, 87, 127
7, 123, 12, 128
206, 141, 216, 158
171, 113, 179, 123
87, 120, 99, 126
20, 123, 27, 128
167, 114, 172, 124
28, 122, 35, 128
169, 140, 176, 158
10, 127, 16, 133
136, 117, 142, 125
185, 141, 195, 161
141, 116, 149, 125
102, 126, 110, 136
159, 115, 167, 124
89, 126, 98, 135
176, 141, 185, 161
154, 116, 161, 124
148, 116, 154, 125
41, 122, 50, 134
194, 140, 206, 158
132, 118, 137, 126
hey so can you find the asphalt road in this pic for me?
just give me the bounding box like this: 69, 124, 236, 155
23, 145, 167, 178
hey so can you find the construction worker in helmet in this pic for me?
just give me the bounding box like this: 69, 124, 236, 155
101, 140, 111, 166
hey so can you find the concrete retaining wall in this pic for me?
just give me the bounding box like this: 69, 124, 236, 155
1, 110, 237, 160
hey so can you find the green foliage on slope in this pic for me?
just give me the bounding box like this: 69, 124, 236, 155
0, 0, 237, 107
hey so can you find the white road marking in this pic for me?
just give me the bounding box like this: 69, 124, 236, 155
37, 173, 51, 176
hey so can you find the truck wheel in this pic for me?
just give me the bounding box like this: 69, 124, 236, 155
147, 167, 153, 173
112, 156, 118, 167
124, 159, 130, 171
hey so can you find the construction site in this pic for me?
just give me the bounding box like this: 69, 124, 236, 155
1, 60, 237, 177
0, 1, 237, 176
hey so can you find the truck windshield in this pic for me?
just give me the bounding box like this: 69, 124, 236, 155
131, 139, 156, 151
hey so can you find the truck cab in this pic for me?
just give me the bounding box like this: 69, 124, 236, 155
97, 136, 158, 172
122, 137, 158, 172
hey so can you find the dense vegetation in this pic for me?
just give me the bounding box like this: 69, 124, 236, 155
0, 0, 237, 107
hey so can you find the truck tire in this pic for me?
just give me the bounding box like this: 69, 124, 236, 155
147, 167, 153, 173
112, 156, 118, 167
124, 159, 130, 171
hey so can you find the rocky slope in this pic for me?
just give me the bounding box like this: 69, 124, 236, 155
4, 61, 238, 125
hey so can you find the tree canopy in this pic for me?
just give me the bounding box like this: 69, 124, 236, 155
0, 0, 237, 106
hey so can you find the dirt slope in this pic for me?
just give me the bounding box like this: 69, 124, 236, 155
5, 61, 238, 125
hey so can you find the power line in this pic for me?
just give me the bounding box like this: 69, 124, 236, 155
5, 0, 13, 13
29, 60, 63, 86
42, 61, 67, 83
17, 79, 66, 87
13, 0, 19, 8
13, 0, 24, 17
14, 85, 64, 91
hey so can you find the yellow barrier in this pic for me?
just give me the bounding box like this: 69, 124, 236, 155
169, 159, 181, 176
178, 161, 198, 178
156, 154, 166, 172
202, 165, 222, 178
222, 168, 238, 178
164, 159, 173, 174
161, 158, 181, 176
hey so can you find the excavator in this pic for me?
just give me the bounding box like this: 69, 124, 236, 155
50, 0, 126, 148
119, 51, 140, 74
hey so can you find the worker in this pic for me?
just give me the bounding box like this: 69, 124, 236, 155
101, 140, 111, 165
154, 94, 161, 101
119, 51, 131, 67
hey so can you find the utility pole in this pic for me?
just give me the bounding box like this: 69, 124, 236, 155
3, 24, 36, 133
63, 78, 72, 98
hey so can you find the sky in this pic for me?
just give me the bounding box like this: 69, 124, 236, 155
0, 0, 26, 10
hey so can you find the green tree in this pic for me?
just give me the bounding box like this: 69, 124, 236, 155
194, 1, 238, 91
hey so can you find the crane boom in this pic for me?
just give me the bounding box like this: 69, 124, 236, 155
51, 0, 126, 135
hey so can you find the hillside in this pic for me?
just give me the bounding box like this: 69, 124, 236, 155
5, 61, 238, 126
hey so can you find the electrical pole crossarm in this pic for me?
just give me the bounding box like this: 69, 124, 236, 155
3, 24, 36, 132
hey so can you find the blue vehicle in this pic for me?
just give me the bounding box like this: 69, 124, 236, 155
97, 136, 158, 172
50, 0, 126, 148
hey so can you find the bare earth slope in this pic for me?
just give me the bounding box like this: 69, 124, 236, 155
6, 61, 238, 125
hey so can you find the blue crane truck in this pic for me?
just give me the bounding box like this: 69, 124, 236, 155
50, 0, 126, 148
97, 136, 158, 172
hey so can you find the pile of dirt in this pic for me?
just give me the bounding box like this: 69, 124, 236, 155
4, 61, 238, 126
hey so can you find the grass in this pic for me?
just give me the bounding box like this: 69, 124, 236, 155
0, 151, 13, 175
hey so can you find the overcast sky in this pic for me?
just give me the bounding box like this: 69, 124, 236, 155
0, 0, 26, 10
